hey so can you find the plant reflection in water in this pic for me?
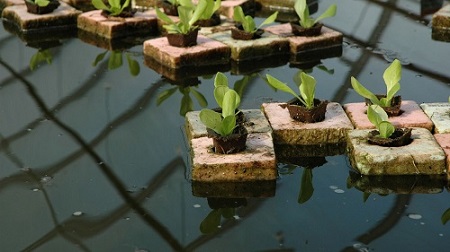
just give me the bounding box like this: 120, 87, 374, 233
92, 50, 140, 76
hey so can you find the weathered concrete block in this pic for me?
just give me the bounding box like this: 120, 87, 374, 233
434, 134, 450, 180
431, 4, 450, 42
347, 128, 446, 175
0, 0, 23, 13
192, 180, 276, 198
347, 172, 446, 195
420, 103, 450, 133
219, 0, 256, 19
191, 132, 277, 182
143, 35, 231, 68
261, 102, 354, 145
206, 30, 289, 61
77, 10, 158, 39
78, 29, 138, 51
264, 24, 343, 52
2, 3, 81, 32
185, 109, 272, 141
344, 101, 433, 131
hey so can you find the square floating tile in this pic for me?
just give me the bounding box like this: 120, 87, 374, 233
344, 100, 433, 131
346, 128, 446, 175
420, 103, 450, 133
206, 30, 289, 61
264, 23, 343, 59
77, 10, 158, 39
261, 102, 354, 145
143, 35, 231, 68
2, 2, 81, 32
185, 109, 272, 141
191, 133, 277, 182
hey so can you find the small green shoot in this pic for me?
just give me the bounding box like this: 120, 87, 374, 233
156, 0, 208, 34
197, 0, 221, 20
29, 49, 52, 70
92, 0, 131, 16
199, 72, 241, 137
27, 0, 50, 7
266, 72, 317, 109
294, 0, 336, 28
351, 59, 402, 107
367, 105, 395, 138
233, 6, 278, 34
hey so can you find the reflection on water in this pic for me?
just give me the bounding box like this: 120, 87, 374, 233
1, 0, 450, 251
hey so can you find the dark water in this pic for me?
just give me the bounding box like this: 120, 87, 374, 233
1, 0, 450, 251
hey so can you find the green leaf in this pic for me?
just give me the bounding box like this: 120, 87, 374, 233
92, 0, 109, 11
214, 72, 228, 87
220, 208, 235, 219
180, 93, 194, 116
156, 7, 176, 25
156, 87, 178, 105
266, 74, 302, 102
110, 0, 120, 8
298, 168, 314, 204
221, 115, 237, 136
190, 88, 208, 107
378, 121, 395, 138
233, 75, 253, 98
179, 0, 194, 8
108, 51, 123, 70
299, 72, 316, 109
243, 15, 256, 33
367, 105, 388, 127
314, 4, 337, 24
29, 50, 52, 70
92, 51, 108, 66
441, 208, 450, 224
350, 76, 381, 105
257, 11, 278, 29
119, 0, 131, 14
190, 0, 208, 26
214, 86, 229, 108
222, 89, 239, 118
233, 6, 245, 24
200, 209, 221, 234
295, 0, 313, 28
199, 109, 222, 132
126, 53, 140, 76
363, 192, 371, 202
383, 59, 402, 105
35, 0, 49, 6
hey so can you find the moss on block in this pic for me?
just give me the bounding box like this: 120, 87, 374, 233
434, 134, 450, 180
347, 172, 446, 195
206, 30, 289, 61
420, 103, 450, 133
143, 35, 230, 68
2, 3, 81, 32
219, 0, 256, 19
344, 101, 433, 131
347, 128, 446, 175
261, 102, 353, 145
185, 109, 272, 141
192, 180, 276, 198
191, 133, 277, 182
77, 10, 158, 39
432, 4, 450, 29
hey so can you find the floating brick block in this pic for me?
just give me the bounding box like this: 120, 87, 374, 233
0, 0, 23, 13
143, 35, 230, 68
432, 4, 450, 42
77, 10, 158, 39
261, 102, 353, 145
2, 2, 81, 32
420, 103, 450, 133
434, 134, 450, 180
206, 30, 289, 61
344, 100, 433, 131
347, 128, 446, 175
185, 109, 272, 141
190, 132, 277, 182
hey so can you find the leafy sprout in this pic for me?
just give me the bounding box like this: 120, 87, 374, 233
233, 6, 278, 34
92, 50, 140, 76
26, 0, 50, 7
351, 59, 402, 107
367, 105, 395, 138
29, 49, 52, 70
156, 0, 208, 34
294, 0, 336, 29
266, 71, 317, 109
92, 0, 131, 16
197, 0, 221, 20
156, 85, 207, 116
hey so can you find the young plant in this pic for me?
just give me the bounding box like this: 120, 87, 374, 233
266, 71, 317, 109
92, 0, 131, 16
156, 0, 208, 34
351, 59, 402, 107
367, 105, 395, 138
26, 0, 50, 7
233, 6, 278, 34
199, 72, 241, 137
197, 0, 221, 20
294, 0, 337, 28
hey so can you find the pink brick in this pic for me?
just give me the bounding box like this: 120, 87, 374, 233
434, 134, 450, 180
344, 101, 433, 131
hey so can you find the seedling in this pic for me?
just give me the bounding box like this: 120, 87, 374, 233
156, 0, 208, 34
351, 59, 402, 107
197, 0, 221, 20
26, 0, 50, 7
92, 0, 131, 16
367, 105, 395, 138
233, 6, 278, 34
199, 72, 241, 137
29, 49, 52, 70
294, 0, 337, 29
266, 71, 317, 109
